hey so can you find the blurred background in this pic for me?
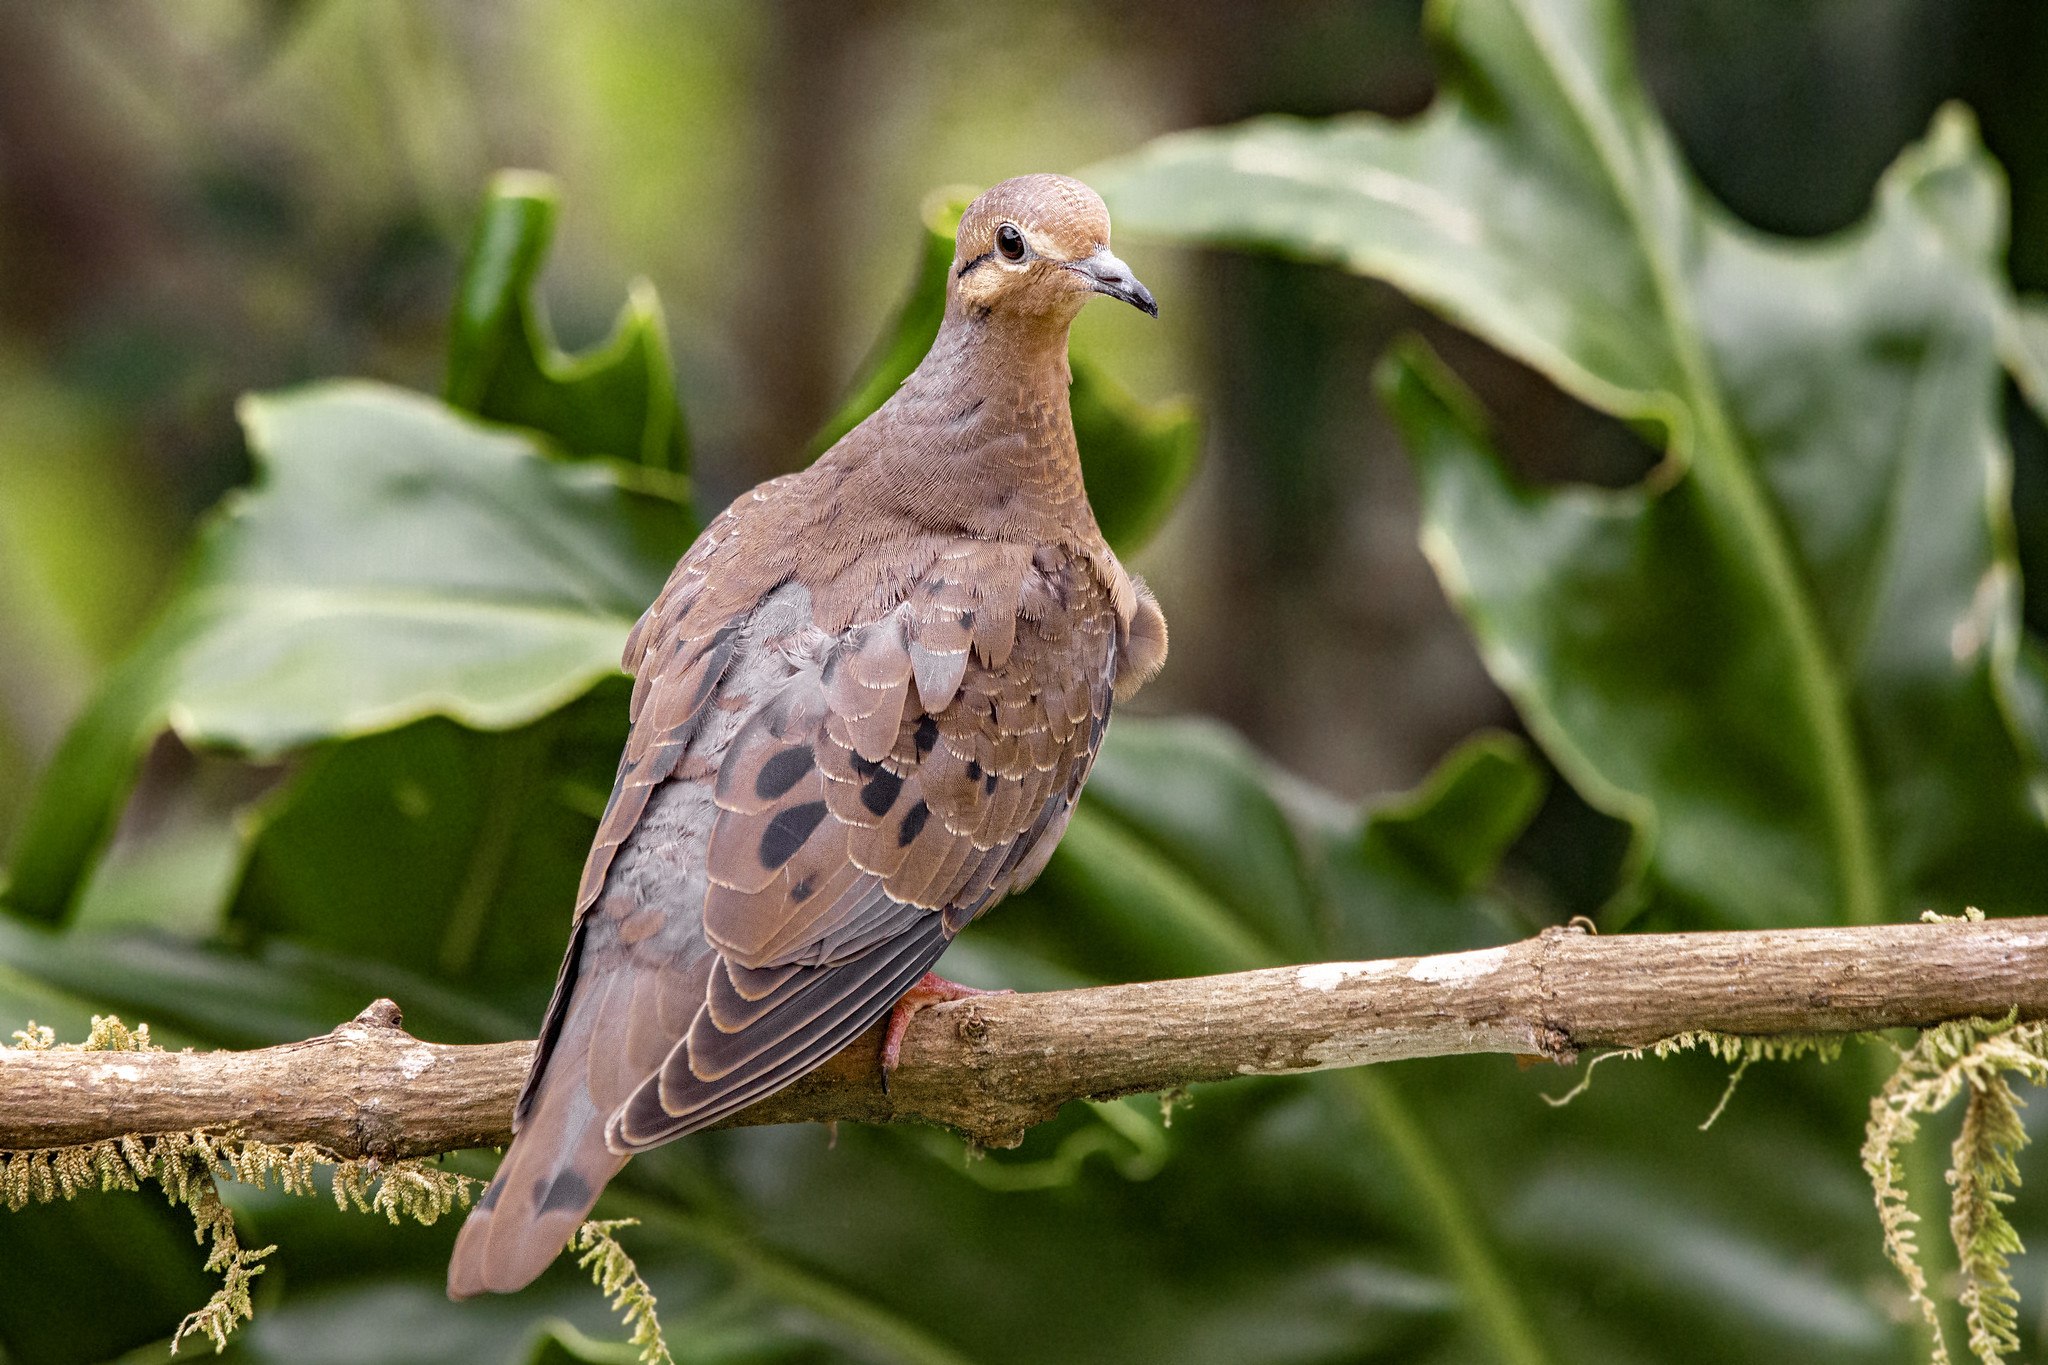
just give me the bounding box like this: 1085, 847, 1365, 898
6, 2, 2048, 1363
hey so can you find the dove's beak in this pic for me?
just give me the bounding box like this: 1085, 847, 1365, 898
1066, 246, 1157, 317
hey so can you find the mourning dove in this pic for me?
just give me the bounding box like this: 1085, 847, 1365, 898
447, 174, 1167, 1297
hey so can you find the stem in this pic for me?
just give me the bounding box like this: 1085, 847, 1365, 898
1343, 1070, 1552, 1365
438, 727, 547, 978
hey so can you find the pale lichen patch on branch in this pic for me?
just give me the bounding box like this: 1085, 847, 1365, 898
1295, 960, 1400, 991
1405, 945, 1509, 983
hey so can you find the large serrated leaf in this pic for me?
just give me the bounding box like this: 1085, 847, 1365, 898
446, 170, 689, 474
3, 384, 690, 923
1094, 0, 2048, 930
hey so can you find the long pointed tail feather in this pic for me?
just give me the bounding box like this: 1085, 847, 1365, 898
447, 1039, 627, 1299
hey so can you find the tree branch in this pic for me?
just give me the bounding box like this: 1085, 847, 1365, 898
6, 917, 2045, 1157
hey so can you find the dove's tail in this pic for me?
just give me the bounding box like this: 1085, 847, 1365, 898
446, 1019, 626, 1299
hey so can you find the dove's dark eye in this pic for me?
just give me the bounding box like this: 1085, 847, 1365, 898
995, 224, 1026, 262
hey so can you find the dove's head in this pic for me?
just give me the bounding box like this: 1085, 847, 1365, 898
950, 174, 1156, 326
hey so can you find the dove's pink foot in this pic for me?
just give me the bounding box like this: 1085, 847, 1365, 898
880, 973, 1013, 1084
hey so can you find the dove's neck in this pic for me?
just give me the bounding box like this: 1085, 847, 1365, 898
917, 311, 1073, 429
853, 309, 1096, 541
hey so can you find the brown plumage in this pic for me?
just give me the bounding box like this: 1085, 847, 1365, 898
446, 173, 1168, 1298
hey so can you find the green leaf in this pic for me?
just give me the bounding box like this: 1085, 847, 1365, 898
1358, 731, 1546, 896
521, 1322, 650, 1365
0, 917, 524, 1049
2003, 298, 2048, 423
0, 954, 106, 1043
4, 384, 690, 924
1067, 365, 1200, 554
446, 171, 689, 474
809, 191, 1198, 555
1322, 731, 1547, 961
1998, 300, 2048, 813
233, 682, 632, 1000
1095, 0, 2048, 929
1077, 717, 1322, 962
0, 1190, 219, 1365
1019, 801, 1278, 980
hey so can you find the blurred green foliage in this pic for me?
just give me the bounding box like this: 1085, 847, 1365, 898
4, 1, 2048, 1363
445, 172, 688, 474
1098, 28, 2048, 934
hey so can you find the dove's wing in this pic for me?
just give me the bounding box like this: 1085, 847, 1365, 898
448, 510, 1129, 1297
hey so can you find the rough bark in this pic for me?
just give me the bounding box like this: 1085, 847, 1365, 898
5, 917, 2044, 1157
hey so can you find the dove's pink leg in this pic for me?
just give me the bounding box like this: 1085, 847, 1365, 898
880, 973, 1013, 1080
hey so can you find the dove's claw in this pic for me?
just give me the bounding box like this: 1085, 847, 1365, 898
879, 973, 1013, 1081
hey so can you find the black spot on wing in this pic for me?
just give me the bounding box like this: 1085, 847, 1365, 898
861, 766, 904, 817
759, 801, 829, 870
537, 1169, 592, 1215
914, 715, 939, 758
898, 799, 930, 848
755, 744, 816, 800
